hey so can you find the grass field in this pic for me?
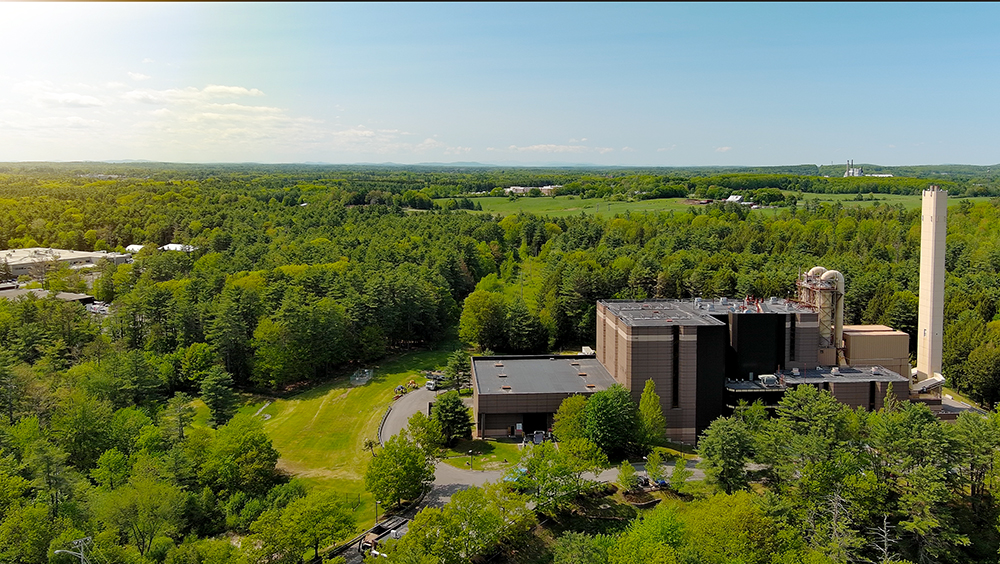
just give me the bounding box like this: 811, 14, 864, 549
441, 193, 995, 218
460, 196, 695, 217
226, 345, 458, 524
799, 193, 995, 210
440, 438, 523, 471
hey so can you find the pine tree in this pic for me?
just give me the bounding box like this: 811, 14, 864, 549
201, 366, 238, 427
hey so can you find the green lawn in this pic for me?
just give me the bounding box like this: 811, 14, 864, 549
454, 196, 696, 217
252, 345, 458, 524
440, 438, 523, 471
440, 193, 994, 219
795, 192, 994, 211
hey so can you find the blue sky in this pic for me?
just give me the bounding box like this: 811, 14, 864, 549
0, 3, 997, 166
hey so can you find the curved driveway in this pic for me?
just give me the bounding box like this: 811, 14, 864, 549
380, 388, 437, 443
378, 387, 703, 506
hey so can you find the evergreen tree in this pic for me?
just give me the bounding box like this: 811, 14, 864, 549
432, 391, 473, 446
200, 366, 237, 427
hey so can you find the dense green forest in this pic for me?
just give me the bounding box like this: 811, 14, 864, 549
2, 164, 1000, 563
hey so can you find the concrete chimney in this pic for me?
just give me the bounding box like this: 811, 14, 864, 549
916, 186, 947, 381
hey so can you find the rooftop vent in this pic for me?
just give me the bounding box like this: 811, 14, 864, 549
500, 385, 511, 390
498, 373, 507, 378
831, 367, 841, 376
494, 362, 504, 367
578, 372, 587, 377
585, 384, 596, 389
570, 361, 580, 366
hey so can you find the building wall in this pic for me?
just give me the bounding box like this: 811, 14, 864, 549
475, 391, 595, 438
844, 330, 910, 383
789, 312, 820, 368
672, 326, 699, 443
695, 325, 728, 436
830, 381, 869, 409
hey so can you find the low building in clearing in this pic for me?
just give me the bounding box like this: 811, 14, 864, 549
1, 247, 131, 278
0, 287, 96, 304
471, 354, 617, 438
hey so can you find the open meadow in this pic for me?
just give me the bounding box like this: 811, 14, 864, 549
443, 193, 996, 218
220, 346, 457, 524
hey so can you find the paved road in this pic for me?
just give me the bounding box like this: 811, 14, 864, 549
380, 388, 474, 443
380, 388, 437, 443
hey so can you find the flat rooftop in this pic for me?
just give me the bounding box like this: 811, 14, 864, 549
843, 324, 908, 336
1, 247, 130, 266
726, 365, 908, 392
472, 354, 618, 395
600, 297, 814, 327
599, 300, 726, 327
0, 288, 94, 302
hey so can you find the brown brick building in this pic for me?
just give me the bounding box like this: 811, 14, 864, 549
472, 298, 911, 444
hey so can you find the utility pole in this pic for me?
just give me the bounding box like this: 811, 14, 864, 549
54, 537, 93, 564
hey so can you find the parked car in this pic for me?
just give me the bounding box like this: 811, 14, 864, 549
425, 379, 437, 391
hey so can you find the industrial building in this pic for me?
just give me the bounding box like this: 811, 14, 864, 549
471, 187, 949, 443
0, 287, 96, 304
0, 247, 131, 278
473, 290, 913, 443
471, 355, 617, 438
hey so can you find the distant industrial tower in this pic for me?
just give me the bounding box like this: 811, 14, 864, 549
916, 186, 947, 382
844, 160, 863, 177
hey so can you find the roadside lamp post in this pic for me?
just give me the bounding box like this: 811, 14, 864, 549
375, 500, 380, 523
643, 456, 648, 479
54, 537, 92, 564
468, 450, 474, 470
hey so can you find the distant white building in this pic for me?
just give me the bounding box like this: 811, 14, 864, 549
504, 185, 562, 196
0, 247, 131, 278
125, 244, 147, 253
160, 243, 198, 253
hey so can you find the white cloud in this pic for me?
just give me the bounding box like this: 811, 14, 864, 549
127, 72, 151, 81
40, 92, 104, 108
0, 76, 464, 161
142, 58, 154, 64
415, 138, 445, 151
64, 116, 100, 128
568, 137, 588, 143
122, 84, 266, 105
202, 84, 264, 97
716, 146, 732, 153
621, 146, 635, 152
657, 145, 677, 152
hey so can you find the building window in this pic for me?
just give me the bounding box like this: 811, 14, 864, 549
671, 325, 679, 409
789, 316, 796, 361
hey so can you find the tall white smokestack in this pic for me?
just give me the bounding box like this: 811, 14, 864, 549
916, 186, 946, 381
